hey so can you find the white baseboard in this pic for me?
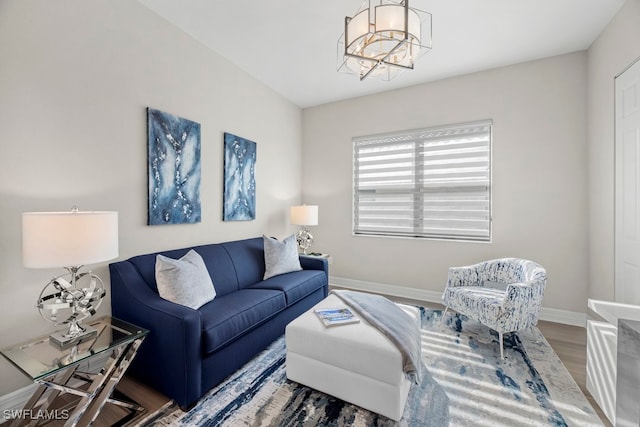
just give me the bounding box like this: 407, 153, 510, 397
330, 276, 587, 327
538, 306, 587, 327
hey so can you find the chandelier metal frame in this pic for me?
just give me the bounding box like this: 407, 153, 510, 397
338, 0, 432, 81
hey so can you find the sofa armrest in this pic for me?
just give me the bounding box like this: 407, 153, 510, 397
299, 256, 329, 298
299, 255, 329, 276
109, 261, 203, 408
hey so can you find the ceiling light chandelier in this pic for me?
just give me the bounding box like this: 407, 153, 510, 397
338, 0, 432, 81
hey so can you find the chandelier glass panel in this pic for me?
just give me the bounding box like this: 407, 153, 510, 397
338, 0, 432, 81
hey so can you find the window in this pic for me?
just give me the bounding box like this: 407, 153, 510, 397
353, 120, 492, 242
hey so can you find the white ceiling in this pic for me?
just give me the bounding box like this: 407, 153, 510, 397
138, 0, 625, 109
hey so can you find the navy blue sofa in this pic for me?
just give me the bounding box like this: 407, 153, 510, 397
109, 237, 328, 409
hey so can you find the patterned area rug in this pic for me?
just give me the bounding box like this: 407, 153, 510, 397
133, 309, 602, 427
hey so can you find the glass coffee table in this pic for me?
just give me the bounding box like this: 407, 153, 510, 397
1, 316, 148, 427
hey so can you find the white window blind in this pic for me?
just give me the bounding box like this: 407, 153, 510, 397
353, 120, 492, 241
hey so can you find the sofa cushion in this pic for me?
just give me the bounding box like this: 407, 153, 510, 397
155, 250, 216, 310
191, 244, 241, 296
250, 270, 326, 306
220, 237, 265, 289
128, 244, 240, 296
263, 234, 302, 280
200, 289, 286, 355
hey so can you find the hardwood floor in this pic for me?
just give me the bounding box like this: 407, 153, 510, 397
0, 378, 171, 427
2, 298, 611, 426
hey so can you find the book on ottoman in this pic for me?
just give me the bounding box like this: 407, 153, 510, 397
314, 307, 360, 327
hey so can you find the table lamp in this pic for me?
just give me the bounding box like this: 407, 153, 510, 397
22, 207, 119, 347
290, 205, 318, 254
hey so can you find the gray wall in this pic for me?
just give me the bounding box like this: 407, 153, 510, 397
302, 52, 589, 313
587, 0, 640, 301
0, 0, 302, 396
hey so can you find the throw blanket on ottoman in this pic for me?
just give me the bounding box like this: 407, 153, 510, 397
331, 290, 423, 383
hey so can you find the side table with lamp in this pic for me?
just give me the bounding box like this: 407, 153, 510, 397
0, 207, 149, 426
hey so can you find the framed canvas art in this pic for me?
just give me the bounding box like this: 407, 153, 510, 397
223, 132, 256, 221
147, 108, 201, 225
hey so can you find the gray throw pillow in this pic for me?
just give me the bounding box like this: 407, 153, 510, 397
155, 249, 216, 309
263, 234, 302, 280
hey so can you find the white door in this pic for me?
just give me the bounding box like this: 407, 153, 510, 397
615, 58, 640, 305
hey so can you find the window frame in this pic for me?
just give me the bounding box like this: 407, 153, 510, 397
352, 120, 493, 242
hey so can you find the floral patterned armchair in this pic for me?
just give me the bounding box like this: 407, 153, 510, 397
441, 258, 547, 359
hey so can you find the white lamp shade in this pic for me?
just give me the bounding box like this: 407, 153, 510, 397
23, 211, 119, 268
375, 4, 421, 40
290, 205, 318, 226
375, 4, 405, 33
346, 8, 370, 48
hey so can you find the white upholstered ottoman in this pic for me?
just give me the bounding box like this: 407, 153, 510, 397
285, 293, 420, 421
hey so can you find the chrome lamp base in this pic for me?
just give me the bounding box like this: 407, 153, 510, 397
50, 323, 98, 349
37, 266, 106, 349
295, 227, 314, 255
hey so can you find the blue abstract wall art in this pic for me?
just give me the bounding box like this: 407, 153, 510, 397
223, 132, 256, 221
147, 108, 201, 225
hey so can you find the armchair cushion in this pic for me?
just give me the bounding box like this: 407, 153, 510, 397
483, 281, 508, 291
442, 286, 505, 326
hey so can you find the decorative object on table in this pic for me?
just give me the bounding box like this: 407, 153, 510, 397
134, 309, 601, 427
290, 204, 318, 254
314, 307, 360, 327
22, 207, 119, 347
337, 0, 432, 81
441, 258, 547, 359
223, 132, 256, 221
147, 107, 201, 225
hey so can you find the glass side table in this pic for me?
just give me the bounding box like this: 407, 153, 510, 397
1, 316, 148, 427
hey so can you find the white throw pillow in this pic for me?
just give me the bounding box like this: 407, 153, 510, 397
263, 234, 302, 280
155, 249, 216, 309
